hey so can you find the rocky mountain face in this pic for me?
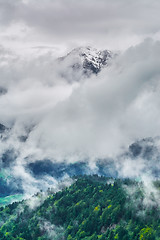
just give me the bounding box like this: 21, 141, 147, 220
58, 46, 114, 81
0, 124, 6, 134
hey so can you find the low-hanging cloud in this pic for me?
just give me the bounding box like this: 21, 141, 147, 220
24, 39, 160, 161
0, 39, 160, 197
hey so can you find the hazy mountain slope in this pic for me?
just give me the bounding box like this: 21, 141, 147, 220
0, 176, 159, 240
0, 134, 160, 205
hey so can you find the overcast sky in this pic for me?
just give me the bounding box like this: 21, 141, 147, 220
0, 0, 160, 55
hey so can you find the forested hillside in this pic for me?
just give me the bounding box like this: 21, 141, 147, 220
0, 176, 159, 240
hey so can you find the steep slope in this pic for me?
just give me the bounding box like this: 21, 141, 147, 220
0, 124, 6, 134
0, 176, 159, 240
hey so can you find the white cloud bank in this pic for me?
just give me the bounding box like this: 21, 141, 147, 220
0, 39, 160, 166
23, 39, 160, 162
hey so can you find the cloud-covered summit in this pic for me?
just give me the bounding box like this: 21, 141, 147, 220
58, 46, 114, 82
0, 39, 160, 164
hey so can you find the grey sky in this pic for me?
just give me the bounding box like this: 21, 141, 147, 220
0, 0, 160, 54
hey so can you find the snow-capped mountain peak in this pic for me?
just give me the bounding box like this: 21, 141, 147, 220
58, 46, 114, 77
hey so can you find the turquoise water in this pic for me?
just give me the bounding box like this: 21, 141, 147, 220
0, 194, 24, 206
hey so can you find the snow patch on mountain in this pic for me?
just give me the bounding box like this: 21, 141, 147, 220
58, 46, 114, 81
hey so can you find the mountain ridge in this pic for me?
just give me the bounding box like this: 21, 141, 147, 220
58, 46, 114, 78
